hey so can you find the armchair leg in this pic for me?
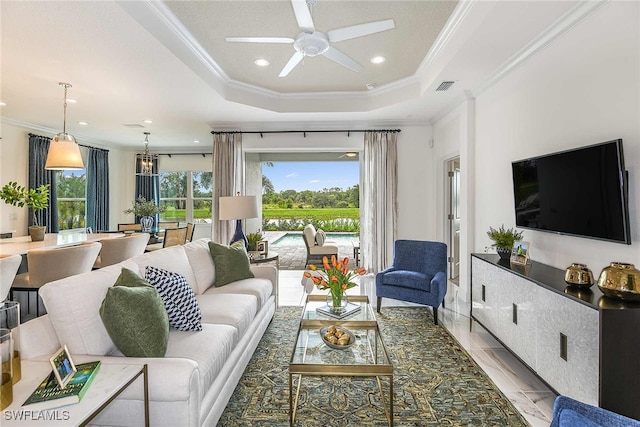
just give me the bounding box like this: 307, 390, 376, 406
433, 307, 438, 325
376, 297, 382, 313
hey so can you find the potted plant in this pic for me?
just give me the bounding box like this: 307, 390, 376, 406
0, 181, 50, 241
487, 224, 524, 260
123, 196, 166, 231
246, 231, 264, 252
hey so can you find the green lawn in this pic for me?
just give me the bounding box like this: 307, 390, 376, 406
262, 207, 359, 220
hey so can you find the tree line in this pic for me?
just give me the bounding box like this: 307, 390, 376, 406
262, 181, 359, 209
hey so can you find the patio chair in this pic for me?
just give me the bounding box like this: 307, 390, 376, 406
375, 240, 447, 325
302, 224, 338, 266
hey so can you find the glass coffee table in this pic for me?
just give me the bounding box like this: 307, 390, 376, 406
289, 295, 393, 426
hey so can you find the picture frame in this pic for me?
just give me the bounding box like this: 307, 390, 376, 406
49, 345, 77, 389
257, 240, 268, 254
510, 241, 530, 266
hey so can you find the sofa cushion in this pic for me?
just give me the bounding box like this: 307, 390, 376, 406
39, 259, 139, 356
145, 266, 202, 332
208, 241, 254, 287
183, 238, 216, 294
315, 229, 326, 246
203, 277, 273, 310
165, 323, 238, 398
195, 293, 257, 337
99, 268, 169, 357
130, 246, 198, 294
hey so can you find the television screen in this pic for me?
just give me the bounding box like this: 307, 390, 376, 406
512, 139, 630, 244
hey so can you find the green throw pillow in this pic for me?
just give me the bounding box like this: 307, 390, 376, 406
208, 241, 255, 287
99, 268, 169, 357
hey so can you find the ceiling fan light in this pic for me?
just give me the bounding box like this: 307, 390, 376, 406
45, 132, 84, 170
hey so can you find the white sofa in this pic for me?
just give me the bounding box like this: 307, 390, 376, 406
18, 238, 277, 427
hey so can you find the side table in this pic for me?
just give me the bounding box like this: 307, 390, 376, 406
3, 360, 149, 426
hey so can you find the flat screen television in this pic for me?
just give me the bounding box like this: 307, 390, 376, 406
511, 139, 631, 244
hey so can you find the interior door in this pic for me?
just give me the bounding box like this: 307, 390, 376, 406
447, 158, 461, 282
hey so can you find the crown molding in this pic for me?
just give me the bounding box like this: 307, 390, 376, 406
1, 117, 113, 150
472, 0, 608, 97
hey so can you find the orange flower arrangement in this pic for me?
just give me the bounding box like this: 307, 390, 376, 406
304, 255, 366, 308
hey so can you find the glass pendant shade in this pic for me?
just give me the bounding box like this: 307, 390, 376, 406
45, 132, 84, 170
45, 82, 84, 170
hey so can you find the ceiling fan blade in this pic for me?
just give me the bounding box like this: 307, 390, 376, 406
322, 47, 363, 72
291, 0, 315, 33
226, 37, 294, 44
327, 19, 395, 42
279, 51, 305, 77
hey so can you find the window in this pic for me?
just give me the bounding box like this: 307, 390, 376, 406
57, 170, 86, 230
159, 171, 212, 223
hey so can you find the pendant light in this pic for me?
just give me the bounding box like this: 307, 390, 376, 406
136, 132, 158, 176
45, 83, 84, 170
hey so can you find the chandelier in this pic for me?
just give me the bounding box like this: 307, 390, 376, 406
136, 132, 158, 176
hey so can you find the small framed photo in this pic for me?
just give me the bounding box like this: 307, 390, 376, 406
510, 241, 530, 266
49, 345, 77, 389
257, 240, 268, 254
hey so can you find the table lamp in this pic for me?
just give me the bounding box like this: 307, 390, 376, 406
218, 194, 258, 248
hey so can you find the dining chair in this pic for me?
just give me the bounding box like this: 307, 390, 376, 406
117, 223, 142, 232
11, 242, 102, 317
186, 223, 196, 242
145, 227, 188, 252
157, 221, 179, 239
93, 233, 150, 268
1, 254, 23, 302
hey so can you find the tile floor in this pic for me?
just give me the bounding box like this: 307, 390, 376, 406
278, 270, 556, 427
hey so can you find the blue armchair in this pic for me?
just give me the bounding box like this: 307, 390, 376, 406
375, 240, 447, 324
550, 396, 640, 426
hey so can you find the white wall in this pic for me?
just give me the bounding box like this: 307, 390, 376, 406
0, 122, 131, 235
434, 0, 640, 302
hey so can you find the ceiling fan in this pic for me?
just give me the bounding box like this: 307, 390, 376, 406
226, 0, 395, 77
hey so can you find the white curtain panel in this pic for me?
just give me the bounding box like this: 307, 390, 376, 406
212, 133, 244, 244
362, 131, 398, 273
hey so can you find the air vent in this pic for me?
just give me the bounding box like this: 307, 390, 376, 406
123, 124, 145, 128
436, 81, 455, 91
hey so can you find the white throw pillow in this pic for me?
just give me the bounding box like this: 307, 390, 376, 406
183, 238, 216, 294
131, 246, 198, 293
315, 229, 326, 246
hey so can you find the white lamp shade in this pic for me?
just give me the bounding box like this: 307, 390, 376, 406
218, 195, 258, 220
45, 133, 84, 170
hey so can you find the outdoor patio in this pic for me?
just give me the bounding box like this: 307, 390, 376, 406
262, 231, 360, 271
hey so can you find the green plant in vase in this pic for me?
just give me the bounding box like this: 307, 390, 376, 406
0, 181, 50, 241
123, 196, 166, 231
487, 224, 524, 260
246, 231, 264, 252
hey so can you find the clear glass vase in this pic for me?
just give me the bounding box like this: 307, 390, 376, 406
0, 328, 13, 410
0, 301, 20, 384
327, 291, 348, 314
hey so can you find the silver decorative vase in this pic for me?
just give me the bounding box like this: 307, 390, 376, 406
140, 216, 154, 232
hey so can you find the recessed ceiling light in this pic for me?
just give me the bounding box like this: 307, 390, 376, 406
0, 102, 6, 106
254, 58, 270, 67
78, 121, 89, 126
366, 83, 376, 90
143, 119, 153, 124
345, 152, 357, 158
370, 56, 386, 64
194, 140, 200, 144
66, 98, 77, 103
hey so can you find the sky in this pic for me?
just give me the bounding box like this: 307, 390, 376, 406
263, 161, 359, 192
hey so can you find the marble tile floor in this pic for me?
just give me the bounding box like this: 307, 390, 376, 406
278, 270, 556, 427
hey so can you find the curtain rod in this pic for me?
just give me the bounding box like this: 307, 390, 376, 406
156, 152, 211, 157
211, 129, 401, 138
79, 144, 109, 153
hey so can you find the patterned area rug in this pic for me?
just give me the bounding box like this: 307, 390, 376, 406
218, 307, 529, 426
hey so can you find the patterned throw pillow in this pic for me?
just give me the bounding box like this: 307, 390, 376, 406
145, 266, 203, 331
208, 241, 255, 287
315, 229, 326, 246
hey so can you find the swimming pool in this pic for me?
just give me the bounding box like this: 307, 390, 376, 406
271, 232, 358, 246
